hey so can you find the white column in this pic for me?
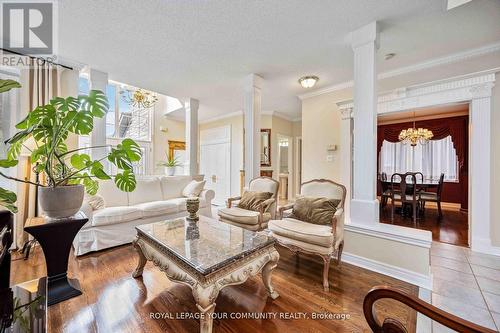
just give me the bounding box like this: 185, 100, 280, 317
469, 83, 494, 252
350, 21, 379, 226
89, 69, 108, 164
340, 107, 353, 221
243, 74, 262, 185
185, 98, 199, 176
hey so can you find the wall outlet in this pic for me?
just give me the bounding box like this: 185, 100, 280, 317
326, 155, 334, 162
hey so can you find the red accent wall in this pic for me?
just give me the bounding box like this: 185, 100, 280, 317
377, 116, 468, 209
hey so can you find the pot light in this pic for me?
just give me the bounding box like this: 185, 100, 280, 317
298, 76, 319, 88
384, 53, 396, 60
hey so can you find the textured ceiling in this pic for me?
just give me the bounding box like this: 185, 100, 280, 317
57, 0, 500, 120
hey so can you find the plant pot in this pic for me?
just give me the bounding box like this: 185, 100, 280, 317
166, 167, 176, 176
38, 184, 84, 218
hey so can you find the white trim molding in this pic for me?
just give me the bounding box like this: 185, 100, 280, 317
299, 41, 500, 100
338, 71, 499, 256
343, 252, 432, 290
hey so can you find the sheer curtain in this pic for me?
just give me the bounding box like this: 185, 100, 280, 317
379, 135, 458, 181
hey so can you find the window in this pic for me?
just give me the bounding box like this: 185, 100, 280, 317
77, 77, 154, 175
379, 136, 459, 181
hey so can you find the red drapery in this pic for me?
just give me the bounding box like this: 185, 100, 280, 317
377, 116, 468, 170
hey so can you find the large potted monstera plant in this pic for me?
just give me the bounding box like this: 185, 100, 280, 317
0, 81, 142, 218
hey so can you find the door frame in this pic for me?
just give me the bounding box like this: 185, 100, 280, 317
276, 133, 293, 200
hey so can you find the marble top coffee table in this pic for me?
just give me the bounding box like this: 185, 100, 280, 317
132, 215, 280, 333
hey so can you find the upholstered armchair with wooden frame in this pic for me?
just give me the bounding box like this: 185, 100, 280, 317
218, 176, 279, 231
268, 179, 346, 291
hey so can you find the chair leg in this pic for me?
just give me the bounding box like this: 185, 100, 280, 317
413, 202, 417, 226
391, 200, 395, 221
322, 255, 331, 292
437, 201, 443, 220
337, 241, 344, 266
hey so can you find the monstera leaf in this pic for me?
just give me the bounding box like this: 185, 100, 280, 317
50, 96, 79, 114
0, 79, 21, 93
0, 187, 17, 213
79, 90, 108, 118
119, 139, 142, 162
114, 170, 136, 192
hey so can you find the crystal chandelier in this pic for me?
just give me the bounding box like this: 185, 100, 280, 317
120, 88, 158, 109
398, 111, 434, 146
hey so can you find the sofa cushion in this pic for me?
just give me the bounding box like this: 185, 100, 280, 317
128, 177, 163, 205
218, 207, 271, 225
182, 180, 206, 197
97, 180, 128, 207
169, 197, 208, 212
92, 206, 143, 227
268, 218, 333, 247
160, 176, 192, 199
85, 194, 105, 210
135, 200, 178, 218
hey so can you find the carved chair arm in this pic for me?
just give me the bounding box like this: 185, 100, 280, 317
364, 286, 497, 333
227, 196, 242, 208
279, 203, 294, 219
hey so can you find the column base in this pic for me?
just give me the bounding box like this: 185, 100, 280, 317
350, 199, 379, 225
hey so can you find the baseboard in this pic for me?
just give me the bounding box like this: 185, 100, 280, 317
471, 238, 500, 256
342, 252, 433, 290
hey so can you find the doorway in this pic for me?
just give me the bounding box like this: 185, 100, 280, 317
277, 134, 293, 200
200, 126, 231, 206
377, 105, 469, 247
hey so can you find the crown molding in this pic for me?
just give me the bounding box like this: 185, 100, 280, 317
298, 40, 500, 100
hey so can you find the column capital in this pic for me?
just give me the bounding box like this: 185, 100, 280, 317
245, 74, 263, 91
470, 82, 495, 99
340, 108, 353, 120
351, 21, 379, 50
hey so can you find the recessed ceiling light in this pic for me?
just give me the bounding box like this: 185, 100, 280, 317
298, 76, 319, 88
384, 53, 396, 60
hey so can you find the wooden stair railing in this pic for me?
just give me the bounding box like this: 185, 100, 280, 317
364, 286, 497, 333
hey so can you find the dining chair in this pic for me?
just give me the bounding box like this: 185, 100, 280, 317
390, 173, 418, 225
379, 175, 391, 208
419, 173, 445, 220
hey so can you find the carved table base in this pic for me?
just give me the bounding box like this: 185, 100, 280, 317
132, 235, 280, 333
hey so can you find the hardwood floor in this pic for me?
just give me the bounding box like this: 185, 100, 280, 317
10, 244, 418, 333
380, 202, 469, 247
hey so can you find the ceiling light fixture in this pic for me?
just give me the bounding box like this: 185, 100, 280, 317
298, 76, 319, 88
120, 88, 158, 109
398, 110, 434, 147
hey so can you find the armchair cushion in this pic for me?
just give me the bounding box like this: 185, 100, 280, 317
237, 191, 273, 211
268, 218, 334, 247
218, 207, 271, 225
290, 197, 340, 225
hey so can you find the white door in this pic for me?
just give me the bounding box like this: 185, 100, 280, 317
200, 126, 231, 205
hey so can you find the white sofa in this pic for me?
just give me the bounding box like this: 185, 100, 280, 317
73, 175, 215, 256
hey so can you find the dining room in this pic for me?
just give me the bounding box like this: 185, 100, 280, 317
376, 103, 469, 247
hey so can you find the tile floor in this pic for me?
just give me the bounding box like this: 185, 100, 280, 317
430, 241, 500, 332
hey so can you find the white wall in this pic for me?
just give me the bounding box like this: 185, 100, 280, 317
153, 96, 185, 174
302, 92, 350, 182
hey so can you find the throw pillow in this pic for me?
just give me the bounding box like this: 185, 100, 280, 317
291, 196, 341, 225
182, 180, 206, 197
86, 194, 105, 210
238, 191, 273, 212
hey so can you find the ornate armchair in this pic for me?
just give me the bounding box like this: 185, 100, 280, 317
218, 176, 279, 231
268, 179, 346, 291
